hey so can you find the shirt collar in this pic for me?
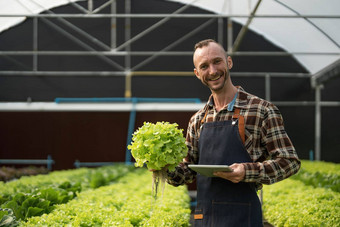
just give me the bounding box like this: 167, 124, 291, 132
227, 92, 237, 111
205, 86, 248, 111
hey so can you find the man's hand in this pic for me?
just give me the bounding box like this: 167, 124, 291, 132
213, 163, 245, 183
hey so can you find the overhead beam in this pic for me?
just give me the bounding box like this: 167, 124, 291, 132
1, 51, 339, 56
130, 18, 216, 71
311, 58, 340, 87
0, 71, 310, 77
40, 17, 124, 70
232, 0, 262, 53
1, 14, 339, 19
114, 3, 193, 52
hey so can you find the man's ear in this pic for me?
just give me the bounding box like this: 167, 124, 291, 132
227, 56, 233, 69
194, 68, 200, 79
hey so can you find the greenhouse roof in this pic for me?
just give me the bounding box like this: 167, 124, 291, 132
168, 0, 340, 75
0, 0, 339, 75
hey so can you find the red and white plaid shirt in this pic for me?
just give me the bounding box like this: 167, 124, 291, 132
167, 87, 301, 190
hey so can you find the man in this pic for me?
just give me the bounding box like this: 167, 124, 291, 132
167, 39, 300, 226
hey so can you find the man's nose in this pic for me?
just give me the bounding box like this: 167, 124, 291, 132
208, 64, 217, 75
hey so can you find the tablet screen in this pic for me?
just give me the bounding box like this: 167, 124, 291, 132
188, 164, 233, 177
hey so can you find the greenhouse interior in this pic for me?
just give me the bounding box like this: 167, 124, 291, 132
0, 0, 339, 226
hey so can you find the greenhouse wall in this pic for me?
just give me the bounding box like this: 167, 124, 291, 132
0, 111, 194, 170
0, 104, 339, 170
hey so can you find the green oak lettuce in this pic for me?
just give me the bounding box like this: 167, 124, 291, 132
23, 169, 191, 226
128, 122, 188, 171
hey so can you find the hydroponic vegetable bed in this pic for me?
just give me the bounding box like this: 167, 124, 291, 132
1, 161, 339, 226
263, 160, 340, 227
0, 165, 191, 226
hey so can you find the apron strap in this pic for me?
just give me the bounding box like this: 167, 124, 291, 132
200, 107, 245, 145
201, 107, 209, 125
232, 108, 245, 144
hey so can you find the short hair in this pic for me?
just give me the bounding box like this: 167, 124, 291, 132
193, 39, 227, 58
194, 39, 219, 51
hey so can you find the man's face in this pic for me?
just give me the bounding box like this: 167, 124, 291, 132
193, 42, 232, 92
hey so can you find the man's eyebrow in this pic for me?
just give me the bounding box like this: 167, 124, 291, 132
198, 61, 208, 67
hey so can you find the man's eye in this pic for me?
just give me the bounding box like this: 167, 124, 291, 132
200, 65, 207, 70
214, 59, 221, 64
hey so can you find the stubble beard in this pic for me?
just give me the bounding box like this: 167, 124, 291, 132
207, 69, 229, 92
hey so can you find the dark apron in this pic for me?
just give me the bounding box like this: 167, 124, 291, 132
194, 109, 263, 227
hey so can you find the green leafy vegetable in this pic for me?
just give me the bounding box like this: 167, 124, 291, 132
23, 169, 191, 227
263, 160, 340, 226
0, 208, 18, 227
128, 121, 187, 171
291, 160, 340, 192
89, 172, 106, 189
128, 121, 188, 198
0, 165, 133, 222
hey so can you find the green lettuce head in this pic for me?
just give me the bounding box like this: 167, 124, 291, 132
128, 122, 188, 171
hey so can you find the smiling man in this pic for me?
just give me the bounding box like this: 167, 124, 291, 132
167, 39, 301, 227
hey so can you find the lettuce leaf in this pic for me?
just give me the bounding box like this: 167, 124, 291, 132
128, 122, 188, 171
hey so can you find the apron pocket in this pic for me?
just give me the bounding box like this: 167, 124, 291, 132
212, 201, 251, 227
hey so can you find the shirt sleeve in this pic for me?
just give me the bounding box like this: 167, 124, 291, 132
242, 103, 301, 185
166, 116, 199, 186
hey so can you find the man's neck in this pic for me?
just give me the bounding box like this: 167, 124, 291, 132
212, 85, 238, 112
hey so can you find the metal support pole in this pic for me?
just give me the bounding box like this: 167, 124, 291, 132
125, 72, 132, 98
40, 18, 124, 70
69, 2, 89, 13
232, 0, 262, 52
218, 17, 223, 45
1, 50, 338, 57
111, 0, 117, 49
125, 0, 131, 70
88, 0, 93, 13
227, 18, 233, 53
315, 84, 323, 160
92, 0, 116, 14
114, 3, 192, 52
33, 17, 38, 71
52, 14, 111, 51
131, 18, 216, 71
124, 0, 132, 98
1, 14, 339, 19
30, 0, 112, 51
265, 74, 271, 101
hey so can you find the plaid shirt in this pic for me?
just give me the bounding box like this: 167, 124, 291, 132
167, 87, 300, 190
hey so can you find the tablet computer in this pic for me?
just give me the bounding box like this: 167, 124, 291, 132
188, 164, 233, 177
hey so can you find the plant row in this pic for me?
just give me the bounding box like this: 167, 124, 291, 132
291, 160, 340, 192
0, 164, 134, 195
22, 169, 191, 226
0, 164, 135, 225
263, 160, 340, 226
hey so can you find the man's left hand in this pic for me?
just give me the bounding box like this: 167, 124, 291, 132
213, 163, 245, 183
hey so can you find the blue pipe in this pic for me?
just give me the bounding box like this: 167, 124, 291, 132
125, 98, 137, 164
55, 97, 201, 103
136, 97, 201, 103
54, 97, 202, 164
0, 155, 55, 170
47, 155, 54, 170
55, 97, 132, 103
309, 150, 314, 161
